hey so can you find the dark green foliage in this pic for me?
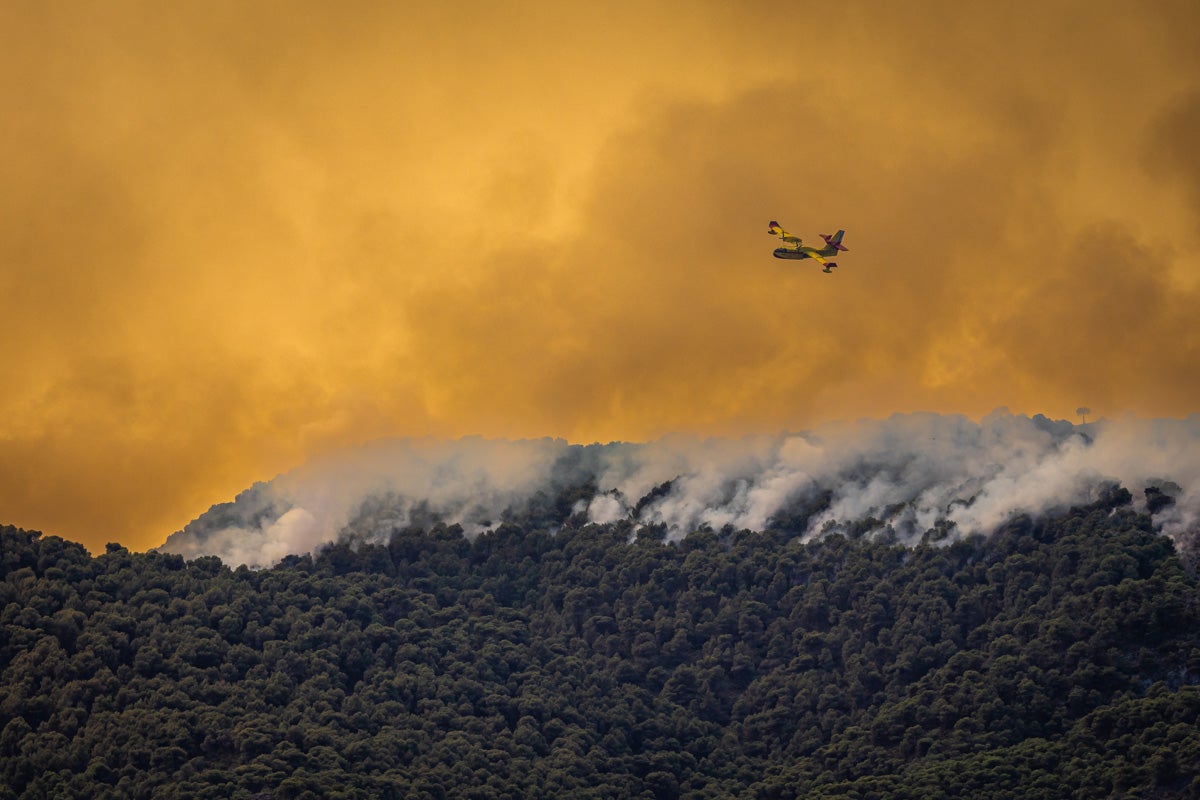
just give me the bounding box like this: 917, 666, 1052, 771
2, 496, 1199, 799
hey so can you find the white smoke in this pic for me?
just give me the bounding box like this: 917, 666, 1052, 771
159, 412, 1200, 567
160, 437, 574, 567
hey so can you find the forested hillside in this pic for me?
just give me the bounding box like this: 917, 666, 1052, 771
3, 489, 1200, 799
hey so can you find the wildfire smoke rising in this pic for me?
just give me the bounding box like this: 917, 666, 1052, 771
159, 412, 1199, 568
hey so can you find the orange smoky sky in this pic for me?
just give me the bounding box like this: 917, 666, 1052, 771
3, 0, 1200, 553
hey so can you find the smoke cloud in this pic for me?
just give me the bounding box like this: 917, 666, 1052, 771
4, 2, 1200, 555
159, 411, 1200, 568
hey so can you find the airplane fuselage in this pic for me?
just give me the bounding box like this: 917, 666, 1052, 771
772, 244, 841, 260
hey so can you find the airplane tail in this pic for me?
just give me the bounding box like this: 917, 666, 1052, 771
820, 230, 848, 252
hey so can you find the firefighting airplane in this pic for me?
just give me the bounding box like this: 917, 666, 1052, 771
768, 221, 848, 273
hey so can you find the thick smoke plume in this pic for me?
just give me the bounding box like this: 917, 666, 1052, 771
159, 412, 1200, 568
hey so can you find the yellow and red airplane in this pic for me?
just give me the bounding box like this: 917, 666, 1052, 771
768, 221, 848, 273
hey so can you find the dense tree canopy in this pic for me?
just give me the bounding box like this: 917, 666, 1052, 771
2, 489, 1199, 798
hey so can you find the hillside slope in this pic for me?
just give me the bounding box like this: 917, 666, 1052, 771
3, 491, 1199, 798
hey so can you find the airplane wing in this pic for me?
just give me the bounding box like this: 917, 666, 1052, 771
810, 253, 829, 265
768, 221, 803, 246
